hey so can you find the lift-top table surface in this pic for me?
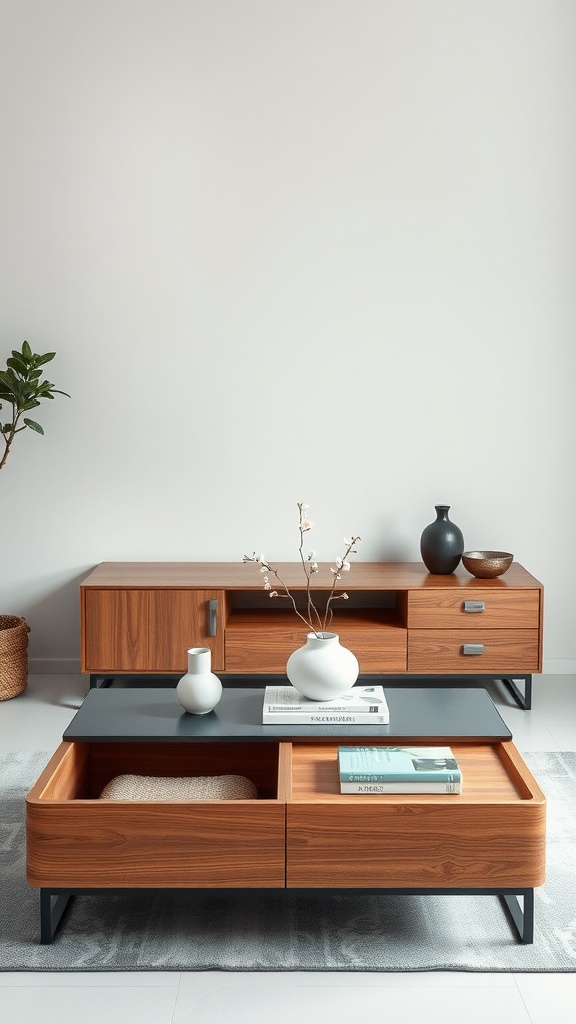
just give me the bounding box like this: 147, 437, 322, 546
63, 682, 513, 743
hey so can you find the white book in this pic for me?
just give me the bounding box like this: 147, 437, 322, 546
340, 780, 461, 794
264, 711, 389, 725
262, 685, 389, 725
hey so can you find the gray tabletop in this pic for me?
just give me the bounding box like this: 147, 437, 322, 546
63, 684, 512, 743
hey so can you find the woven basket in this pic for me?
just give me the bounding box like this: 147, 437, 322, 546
0, 615, 30, 701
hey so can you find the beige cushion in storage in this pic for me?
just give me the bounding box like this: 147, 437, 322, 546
99, 774, 258, 801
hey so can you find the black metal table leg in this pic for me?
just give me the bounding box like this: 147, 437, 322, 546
40, 889, 74, 943
37, 886, 535, 944
500, 889, 534, 943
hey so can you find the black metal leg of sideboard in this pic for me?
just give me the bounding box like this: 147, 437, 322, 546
500, 675, 532, 710
40, 889, 75, 944
499, 889, 534, 944
89, 675, 114, 689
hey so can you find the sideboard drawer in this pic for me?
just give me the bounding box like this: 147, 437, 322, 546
407, 590, 540, 629
225, 614, 407, 673
407, 629, 540, 673
26, 741, 286, 889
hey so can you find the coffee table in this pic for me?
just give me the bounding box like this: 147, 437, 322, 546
26, 683, 545, 945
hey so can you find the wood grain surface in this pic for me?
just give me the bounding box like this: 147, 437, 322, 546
80, 561, 543, 676
225, 610, 407, 672
26, 741, 286, 888
26, 739, 545, 892
81, 561, 543, 590
285, 742, 546, 888
407, 629, 540, 672
407, 589, 540, 628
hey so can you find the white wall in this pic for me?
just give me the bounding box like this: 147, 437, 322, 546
0, 0, 574, 672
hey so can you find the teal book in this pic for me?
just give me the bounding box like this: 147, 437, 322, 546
338, 746, 461, 783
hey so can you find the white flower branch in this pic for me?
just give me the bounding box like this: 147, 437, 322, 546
243, 502, 361, 637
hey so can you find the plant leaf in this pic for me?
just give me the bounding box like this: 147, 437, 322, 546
7, 355, 28, 375
35, 352, 56, 366
21, 341, 33, 361
22, 418, 44, 434
0, 371, 21, 398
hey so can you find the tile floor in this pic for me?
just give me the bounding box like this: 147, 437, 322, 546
1, 673, 576, 1024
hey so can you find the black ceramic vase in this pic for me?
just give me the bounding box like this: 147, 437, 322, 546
420, 505, 464, 575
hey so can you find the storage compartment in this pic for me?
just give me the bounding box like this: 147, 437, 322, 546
407, 629, 540, 673
285, 741, 546, 888
26, 738, 546, 901
26, 741, 287, 889
82, 588, 227, 673
80, 562, 544, 682
225, 591, 407, 672
407, 589, 540, 629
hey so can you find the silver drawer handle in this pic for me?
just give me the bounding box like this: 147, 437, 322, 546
463, 601, 485, 613
208, 599, 218, 637
462, 643, 485, 656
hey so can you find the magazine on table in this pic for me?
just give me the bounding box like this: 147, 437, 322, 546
262, 685, 389, 725
337, 745, 462, 792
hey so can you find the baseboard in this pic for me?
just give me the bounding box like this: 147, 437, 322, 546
541, 659, 576, 674
28, 657, 82, 674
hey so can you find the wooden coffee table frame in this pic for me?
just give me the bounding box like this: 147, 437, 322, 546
26, 686, 546, 947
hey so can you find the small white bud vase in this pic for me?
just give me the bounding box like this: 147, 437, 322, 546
176, 647, 223, 715
286, 632, 359, 701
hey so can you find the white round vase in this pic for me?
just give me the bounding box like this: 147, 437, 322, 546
286, 632, 359, 701
176, 647, 223, 714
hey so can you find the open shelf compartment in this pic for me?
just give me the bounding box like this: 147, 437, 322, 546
26, 741, 287, 889
284, 741, 546, 889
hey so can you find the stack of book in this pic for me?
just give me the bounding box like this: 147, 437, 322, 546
337, 745, 462, 794
262, 685, 389, 725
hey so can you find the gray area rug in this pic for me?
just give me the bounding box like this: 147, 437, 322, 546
1, 750, 575, 972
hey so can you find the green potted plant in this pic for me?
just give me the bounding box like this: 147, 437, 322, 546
0, 341, 69, 699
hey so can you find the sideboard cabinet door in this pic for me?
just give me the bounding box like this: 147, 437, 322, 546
83, 589, 226, 673
148, 590, 225, 673
83, 590, 149, 672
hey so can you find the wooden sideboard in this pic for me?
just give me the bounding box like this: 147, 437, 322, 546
80, 562, 543, 706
